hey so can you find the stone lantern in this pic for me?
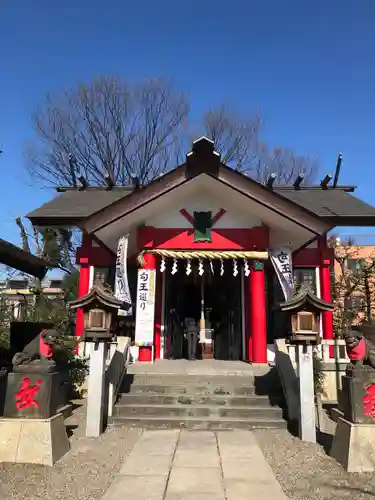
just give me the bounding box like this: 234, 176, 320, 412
278, 286, 334, 444
69, 283, 125, 343
69, 282, 127, 437
279, 286, 334, 345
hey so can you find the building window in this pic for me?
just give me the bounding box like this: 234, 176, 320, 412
49, 280, 63, 289
7, 279, 28, 290
293, 268, 316, 293
347, 258, 359, 273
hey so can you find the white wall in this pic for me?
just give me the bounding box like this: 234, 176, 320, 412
146, 190, 261, 229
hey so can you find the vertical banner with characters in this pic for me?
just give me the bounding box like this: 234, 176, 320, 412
269, 246, 294, 300
134, 269, 156, 346
114, 235, 132, 316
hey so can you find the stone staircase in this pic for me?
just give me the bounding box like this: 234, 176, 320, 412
108, 369, 287, 430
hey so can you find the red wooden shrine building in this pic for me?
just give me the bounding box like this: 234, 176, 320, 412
27, 137, 375, 364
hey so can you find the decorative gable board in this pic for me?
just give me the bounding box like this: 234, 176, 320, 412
146, 191, 261, 229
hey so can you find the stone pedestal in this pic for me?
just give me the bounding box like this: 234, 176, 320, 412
0, 413, 70, 466
331, 416, 375, 472
4, 372, 60, 419
330, 366, 375, 471
341, 368, 375, 424
86, 341, 108, 437
297, 345, 316, 443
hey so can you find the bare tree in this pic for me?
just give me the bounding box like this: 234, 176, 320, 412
26, 77, 189, 187
203, 106, 319, 183
255, 142, 319, 184
26, 77, 319, 188
203, 106, 261, 172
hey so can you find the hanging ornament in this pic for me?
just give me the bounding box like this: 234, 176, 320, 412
160, 256, 166, 273
220, 259, 224, 276
233, 259, 238, 277
198, 258, 204, 276
210, 260, 214, 274
186, 259, 192, 275
171, 258, 178, 275
244, 260, 250, 277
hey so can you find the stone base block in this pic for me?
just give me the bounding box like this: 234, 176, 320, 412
331, 416, 375, 472
0, 413, 70, 466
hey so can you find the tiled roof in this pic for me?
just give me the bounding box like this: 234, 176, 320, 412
27, 184, 375, 225
276, 188, 375, 218
27, 187, 132, 222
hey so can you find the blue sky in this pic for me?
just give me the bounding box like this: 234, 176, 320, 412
1, 0, 375, 245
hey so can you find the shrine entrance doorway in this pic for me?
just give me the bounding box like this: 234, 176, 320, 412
163, 261, 244, 360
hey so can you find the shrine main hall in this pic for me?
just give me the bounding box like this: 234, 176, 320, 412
26, 137, 375, 364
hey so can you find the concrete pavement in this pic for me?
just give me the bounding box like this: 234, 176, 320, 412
101, 429, 289, 500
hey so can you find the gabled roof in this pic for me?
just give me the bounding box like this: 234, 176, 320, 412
279, 286, 334, 312
68, 284, 125, 310
26, 137, 375, 229
27, 187, 132, 226
0, 238, 51, 279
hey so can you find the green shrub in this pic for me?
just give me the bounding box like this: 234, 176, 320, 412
313, 352, 326, 396
54, 335, 89, 399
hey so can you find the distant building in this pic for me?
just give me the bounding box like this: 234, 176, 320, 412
333, 236, 375, 324
0, 277, 64, 321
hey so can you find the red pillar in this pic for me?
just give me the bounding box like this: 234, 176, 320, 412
75, 256, 90, 351
318, 235, 334, 350
138, 253, 161, 362
250, 262, 268, 364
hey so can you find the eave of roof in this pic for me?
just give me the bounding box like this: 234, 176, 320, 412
0, 238, 52, 279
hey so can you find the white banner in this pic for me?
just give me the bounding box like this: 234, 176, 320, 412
270, 246, 294, 300
135, 269, 156, 346
114, 235, 132, 316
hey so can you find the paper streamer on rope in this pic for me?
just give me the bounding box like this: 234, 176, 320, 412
233, 259, 238, 277
198, 258, 204, 276
171, 258, 178, 275
160, 257, 166, 273
220, 259, 224, 276
210, 260, 214, 274
137, 249, 268, 267
244, 260, 250, 276
186, 259, 192, 275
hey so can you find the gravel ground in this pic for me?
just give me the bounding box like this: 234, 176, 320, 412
0, 402, 142, 500
3, 402, 375, 500
254, 425, 375, 500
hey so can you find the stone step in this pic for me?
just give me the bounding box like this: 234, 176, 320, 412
117, 393, 282, 407
108, 415, 287, 430
122, 373, 280, 388
119, 383, 275, 396
123, 374, 259, 386
113, 403, 284, 419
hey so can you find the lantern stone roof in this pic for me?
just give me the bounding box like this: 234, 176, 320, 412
279, 286, 334, 312
68, 284, 125, 310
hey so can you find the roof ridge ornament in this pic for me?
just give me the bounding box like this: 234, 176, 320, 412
186, 137, 221, 179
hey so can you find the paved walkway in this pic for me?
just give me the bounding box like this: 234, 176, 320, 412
101, 429, 288, 500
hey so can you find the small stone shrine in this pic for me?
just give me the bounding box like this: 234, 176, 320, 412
331, 323, 375, 472
0, 328, 70, 466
